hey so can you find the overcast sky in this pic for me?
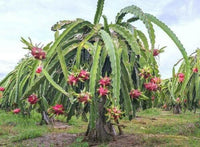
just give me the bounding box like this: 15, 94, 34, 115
0, 0, 200, 80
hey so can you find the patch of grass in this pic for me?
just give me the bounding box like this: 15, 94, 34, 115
137, 108, 161, 116
0, 110, 48, 145
66, 116, 87, 134
119, 108, 200, 146
142, 135, 171, 146
68, 136, 89, 147
0, 108, 200, 147
47, 115, 88, 134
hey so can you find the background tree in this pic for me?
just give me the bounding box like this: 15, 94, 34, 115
161, 48, 200, 113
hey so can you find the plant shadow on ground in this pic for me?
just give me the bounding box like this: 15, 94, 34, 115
0, 108, 200, 146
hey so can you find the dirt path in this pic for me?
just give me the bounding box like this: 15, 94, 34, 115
19, 133, 77, 147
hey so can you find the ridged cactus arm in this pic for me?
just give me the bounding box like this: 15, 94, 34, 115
42, 69, 69, 96
99, 30, 121, 106
136, 29, 149, 50
44, 21, 92, 66
102, 15, 110, 34
89, 44, 102, 129
56, 45, 69, 81
115, 5, 155, 49
75, 24, 101, 68
109, 24, 140, 55
94, 0, 105, 24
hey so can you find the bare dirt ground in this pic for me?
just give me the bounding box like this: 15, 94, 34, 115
20, 133, 143, 147
20, 133, 169, 147
103, 134, 143, 147
21, 133, 77, 147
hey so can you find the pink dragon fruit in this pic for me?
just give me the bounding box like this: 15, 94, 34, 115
129, 89, 141, 99
67, 74, 79, 86
176, 97, 180, 102
177, 73, 184, 83
36, 66, 42, 73
150, 77, 161, 84
153, 49, 159, 56
193, 67, 198, 73
144, 82, 158, 91
139, 68, 151, 79
99, 76, 111, 86
78, 70, 89, 81
97, 86, 109, 97
28, 94, 39, 104
106, 107, 122, 121
77, 92, 91, 104
13, 108, 21, 114
31, 47, 46, 60
52, 104, 64, 115
0, 87, 5, 91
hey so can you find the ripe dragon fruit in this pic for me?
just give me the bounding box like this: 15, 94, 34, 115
153, 49, 159, 56
31, 47, 46, 60
176, 97, 180, 102
106, 107, 122, 121
77, 92, 91, 104
36, 66, 42, 73
150, 77, 161, 84
28, 94, 39, 104
99, 76, 111, 86
144, 82, 158, 91
0, 87, 5, 91
163, 104, 167, 109
129, 89, 141, 99
152, 96, 155, 101
193, 67, 198, 73
52, 104, 64, 115
67, 74, 79, 86
78, 70, 89, 81
177, 73, 184, 83
13, 108, 21, 114
97, 86, 109, 97
139, 68, 151, 79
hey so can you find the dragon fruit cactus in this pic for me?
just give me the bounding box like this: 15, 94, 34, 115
31, 47, 46, 60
